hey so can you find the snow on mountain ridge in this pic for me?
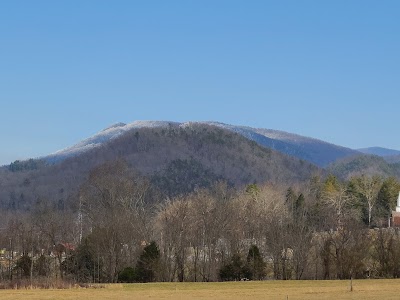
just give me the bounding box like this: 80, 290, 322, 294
42, 120, 359, 167
204, 121, 330, 145
101, 122, 127, 132
200, 122, 358, 166
45, 121, 177, 163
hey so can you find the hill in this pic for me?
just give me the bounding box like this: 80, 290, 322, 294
358, 147, 400, 157
327, 154, 400, 179
42, 121, 359, 168
207, 122, 358, 167
0, 123, 321, 211
384, 154, 400, 164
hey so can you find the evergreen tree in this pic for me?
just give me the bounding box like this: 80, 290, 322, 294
35, 254, 50, 277
118, 267, 136, 283
15, 255, 32, 278
246, 184, 260, 200
246, 245, 265, 280
62, 238, 98, 282
377, 177, 400, 219
286, 187, 297, 213
294, 194, 305, 217
135, 241, 160, 282
219, 253, 251, 281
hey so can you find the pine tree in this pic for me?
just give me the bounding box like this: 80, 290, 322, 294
135, 241, 160, 282
247, 245, 265, 280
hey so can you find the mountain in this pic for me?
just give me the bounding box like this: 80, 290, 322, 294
44, 121, 179, 163
358, 147, 400, 157
327, 154, 400, 180
357, 147, 400, 164
206, 122, 359, 167
42, 121, 358, 167
3, 120, 399, 211
385, 155, 400, 164
0, 123, 321, 211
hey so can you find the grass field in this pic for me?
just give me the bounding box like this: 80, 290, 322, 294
1, 279, 400, 300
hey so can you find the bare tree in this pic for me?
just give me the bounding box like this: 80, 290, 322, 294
321, 176, 353, 229
32, 199, 75, 279
372, 228, 400, 278
80, 160, 152, 282
155, 197, 190, 282
188, 183, 234, 281
350, 175, 382, 227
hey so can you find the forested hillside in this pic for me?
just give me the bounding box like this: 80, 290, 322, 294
327, 154, 400, 180
1, 167, 400, 284
208, 122, 359, 167
0, 123, 320, 211
385, 154, 400, 164
39, 120, 360, 167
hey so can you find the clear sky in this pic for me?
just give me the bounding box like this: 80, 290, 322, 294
1, 1, 399, 165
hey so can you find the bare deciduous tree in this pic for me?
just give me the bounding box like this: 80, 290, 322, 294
350, 175, 382, 227
80, 160, 152, 282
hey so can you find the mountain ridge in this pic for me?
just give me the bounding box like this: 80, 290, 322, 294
41, 120, 361, 167
358, 147, 400, 157
2, 120, 400, 211
0, 123, 321, 210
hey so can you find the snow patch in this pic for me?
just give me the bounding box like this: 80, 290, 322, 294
44, 121, 178, 163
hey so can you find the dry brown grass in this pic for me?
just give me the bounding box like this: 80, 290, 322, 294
1, 279, 400, 300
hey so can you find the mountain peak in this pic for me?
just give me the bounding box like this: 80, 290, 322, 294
40, 120, 359, 167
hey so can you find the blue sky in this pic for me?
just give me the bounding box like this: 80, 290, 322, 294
1, 1, 399, 165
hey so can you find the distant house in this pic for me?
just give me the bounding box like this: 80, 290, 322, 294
390, 192, 400, 227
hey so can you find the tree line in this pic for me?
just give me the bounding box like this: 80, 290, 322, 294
1, 160, 400, 285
